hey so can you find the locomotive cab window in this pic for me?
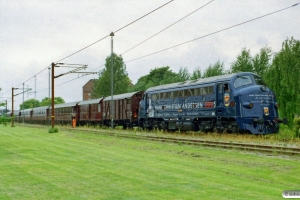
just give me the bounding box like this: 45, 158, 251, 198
224, 83, 229, 92
254, 75, 267, 86
234, 75, 253, 88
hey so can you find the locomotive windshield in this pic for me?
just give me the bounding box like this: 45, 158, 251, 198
233, 75, 253, 88
253, 75, 267, 86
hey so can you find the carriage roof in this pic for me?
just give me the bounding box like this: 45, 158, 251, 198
78, 98, 103, 105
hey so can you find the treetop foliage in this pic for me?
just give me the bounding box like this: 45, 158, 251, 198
92, 53, 130, 98
19, 97, 65, 109
229, 46, 272, 78
264, 37, 300, 127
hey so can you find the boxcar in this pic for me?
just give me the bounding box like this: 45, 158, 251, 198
77, 98, 104, 126
103, 91, 144, 128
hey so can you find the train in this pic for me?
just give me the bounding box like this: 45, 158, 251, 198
9, 72, 287, 134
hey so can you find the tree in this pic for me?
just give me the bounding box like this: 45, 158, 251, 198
252, 46, 272, 78
230, 48, 253, 73
265, 38, 300, 126
92, 53, 131, 97
230, 47, 272, 78
40, 97, 65, 106
190, 67, 202, 80
129, 66, 182, 92
19, 99, 40, 109
177, 67, 190, 81
202, 60, 225, 78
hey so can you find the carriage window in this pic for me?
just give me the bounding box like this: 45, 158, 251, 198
234, 75, 253, 88
184, 89, 193, 97
207, 86, 214, 94
164, 92, 171, 99
178, 90, 184, 97
173, 91, 179, 98
200, 88, 206, 95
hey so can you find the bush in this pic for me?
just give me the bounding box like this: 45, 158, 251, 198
0, 116, 14, 126
293, 117, 300, 137
48, 126, 59, 133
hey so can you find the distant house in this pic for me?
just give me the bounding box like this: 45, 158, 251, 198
83, 79, 96, 100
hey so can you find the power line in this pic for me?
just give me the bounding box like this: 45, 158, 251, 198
56, 0, 174, 63
16, 2, 299, 93
125, 2, 300, 64
121, 0, 214, 56
35, 2, 299, 91
9, 0, 174, 95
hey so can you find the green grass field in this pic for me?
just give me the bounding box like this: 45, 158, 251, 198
0, 125, 299, 200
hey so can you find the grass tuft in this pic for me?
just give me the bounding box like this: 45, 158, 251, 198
48, 126, 59, 133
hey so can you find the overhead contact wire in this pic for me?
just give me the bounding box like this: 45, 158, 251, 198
121, 0, 214, 56
56, 0, 174, 63
125, 2, 300, 63
11, 0, 174, 94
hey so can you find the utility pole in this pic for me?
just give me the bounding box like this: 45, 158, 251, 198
23, 83, 24, 123
51, 63, 55, 128
5, 100, 7, 116
34, 75, 36, 100
48, 67, 50, 103
22, 83, 31, 123
12, 88, 14, 127
50, 62, 94, 128
11, 87, 20, 127
110, 32, 114, 129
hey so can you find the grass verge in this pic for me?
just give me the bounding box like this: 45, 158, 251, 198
0, 125, 299, 199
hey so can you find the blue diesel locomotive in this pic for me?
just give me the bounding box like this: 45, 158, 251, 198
138, 72, 287, 134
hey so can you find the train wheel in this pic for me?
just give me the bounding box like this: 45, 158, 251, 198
231, 125, 239, 133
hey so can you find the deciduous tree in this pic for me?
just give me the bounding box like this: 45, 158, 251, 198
92, 53, 131, 97
265, 38, 300, 126
202, 60, 225, 78
19, 99, 40, 109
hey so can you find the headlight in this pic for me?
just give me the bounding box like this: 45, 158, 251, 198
242, 102, 253, 109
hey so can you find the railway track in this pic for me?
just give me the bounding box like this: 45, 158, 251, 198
64, 127, 300, 156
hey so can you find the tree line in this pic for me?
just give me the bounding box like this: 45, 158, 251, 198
92, 37, 300, 127
19, 97, 65, 110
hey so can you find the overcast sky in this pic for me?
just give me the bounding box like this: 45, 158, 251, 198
1, 0, 299, 110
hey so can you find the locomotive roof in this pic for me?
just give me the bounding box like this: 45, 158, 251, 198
146, 73, 240, 92
104, 91, 141, 101
78, 98, 103, 105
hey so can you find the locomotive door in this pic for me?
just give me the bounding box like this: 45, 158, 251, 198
216, 83, 224, 115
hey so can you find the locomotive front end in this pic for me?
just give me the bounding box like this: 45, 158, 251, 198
233, 74, 287, 134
